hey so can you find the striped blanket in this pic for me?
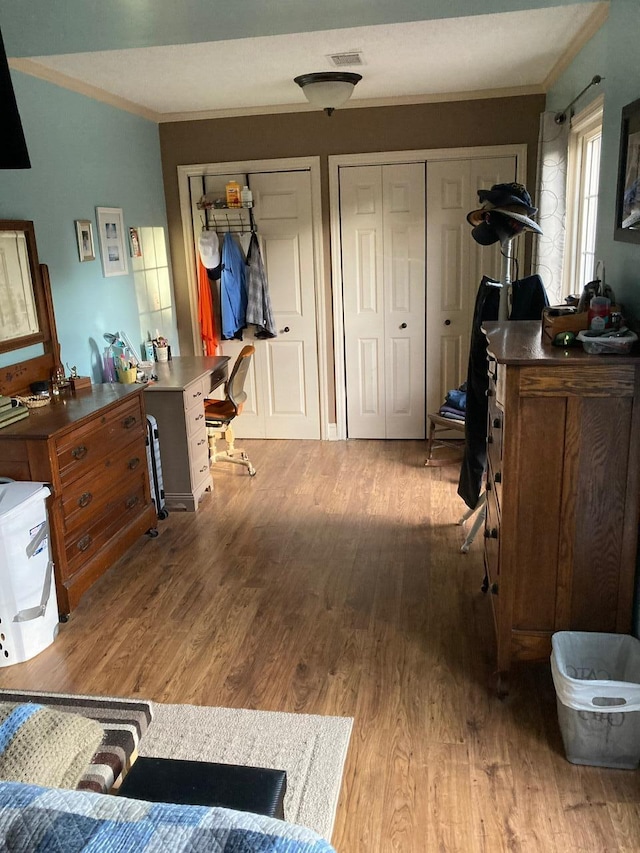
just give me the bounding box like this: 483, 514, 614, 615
0, 781, 336, 852
0, 689, 152, 793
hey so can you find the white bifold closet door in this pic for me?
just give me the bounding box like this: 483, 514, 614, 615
340, 163, 426, 439
425, 156, 517, 421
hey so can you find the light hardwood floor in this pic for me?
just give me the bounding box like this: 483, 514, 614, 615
2, 439, 639, 852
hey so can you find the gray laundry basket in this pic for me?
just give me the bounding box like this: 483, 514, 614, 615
551, 631, 640, 769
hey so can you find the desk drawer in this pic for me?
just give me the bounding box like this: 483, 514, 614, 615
184, 377, 209, 413
56, 397, 145, 486
61, 441, 146, 534
189, 436, 210, 486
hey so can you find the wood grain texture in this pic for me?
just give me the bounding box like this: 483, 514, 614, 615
1, 438, 638, 851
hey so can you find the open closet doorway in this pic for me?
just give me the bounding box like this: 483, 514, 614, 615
330, 146, 527, 441
178, 158, 327, 440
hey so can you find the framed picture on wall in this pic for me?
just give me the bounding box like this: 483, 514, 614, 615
615, 97, 640, 244
75, 219, 95, 262
96, 207, 129, 276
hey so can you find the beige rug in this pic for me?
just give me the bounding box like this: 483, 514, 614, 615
139, 702, 353, 840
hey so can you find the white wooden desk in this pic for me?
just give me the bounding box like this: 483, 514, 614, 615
144, 356, 229, 511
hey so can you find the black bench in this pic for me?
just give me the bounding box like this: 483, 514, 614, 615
118, 756, 287, 819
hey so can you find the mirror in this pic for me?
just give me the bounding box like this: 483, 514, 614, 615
0, 220, 60, 397
0, 220, 51, 355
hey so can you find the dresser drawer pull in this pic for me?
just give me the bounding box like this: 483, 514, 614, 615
77, 535, 92, 552
123, 415, 137, 429
494, 472, 502, 484
490, 582, 499, 595
128, 456, 140, 470
125, 495, 139, 510
493, 417, 501, 429
484, 527, 499, 539
71, 445, 88, 460
77, 492, 93, 508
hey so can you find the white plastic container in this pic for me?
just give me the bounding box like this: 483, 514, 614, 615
577, 329, 638, 355
551, 631, 640, 769
0, 481, 58, 666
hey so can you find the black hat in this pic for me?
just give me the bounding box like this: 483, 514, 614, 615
477, 182, 537, 214
470, 210, 534, 246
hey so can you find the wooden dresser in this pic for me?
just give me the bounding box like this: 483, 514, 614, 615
0, 384, 157, 616
144, 356, 229, 511
482, 321, 640, 683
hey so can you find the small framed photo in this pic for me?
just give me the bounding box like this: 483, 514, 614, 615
615, 97, 640, 244
75, 219, 95, 262
129, 226, 143, 258
96, 207, 129, 277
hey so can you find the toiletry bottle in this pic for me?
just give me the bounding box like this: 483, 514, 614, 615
225, 180, 241, 208
241, 185, 253, 208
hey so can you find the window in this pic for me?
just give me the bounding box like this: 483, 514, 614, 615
563, 96, 604, 298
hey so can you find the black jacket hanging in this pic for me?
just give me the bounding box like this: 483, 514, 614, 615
457, 274, 549, 510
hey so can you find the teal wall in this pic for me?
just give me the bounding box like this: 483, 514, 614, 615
547, 0, 640, 320
0, 72, 174, 381
547, 0, 640, 637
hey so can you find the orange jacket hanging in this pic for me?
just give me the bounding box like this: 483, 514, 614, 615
198, 256, 218, 355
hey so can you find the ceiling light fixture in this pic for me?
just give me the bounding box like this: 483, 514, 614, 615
294, 71, 362, 116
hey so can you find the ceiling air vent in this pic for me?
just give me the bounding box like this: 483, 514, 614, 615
327, 51, 364, 68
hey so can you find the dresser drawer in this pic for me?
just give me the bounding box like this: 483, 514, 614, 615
60, 441, 146, 535
56, 397, 145, 486
63, 474, 148, 578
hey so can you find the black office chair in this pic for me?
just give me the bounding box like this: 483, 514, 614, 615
204, 345, 256, 476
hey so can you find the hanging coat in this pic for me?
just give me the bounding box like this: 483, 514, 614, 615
245, 233, 276, 339
457, 274, 549, 510
220, 233, 247, 340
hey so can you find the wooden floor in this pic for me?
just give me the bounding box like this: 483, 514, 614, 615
2, 439, 640, 851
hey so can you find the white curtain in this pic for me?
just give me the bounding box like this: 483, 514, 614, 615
534, 111, 570, 306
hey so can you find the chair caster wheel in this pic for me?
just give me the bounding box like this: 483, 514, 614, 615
146, 528, 159, 538
248, 466, 256, 476
59, 613, 69, 623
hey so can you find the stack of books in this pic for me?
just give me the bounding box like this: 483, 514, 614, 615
0, 396, 29, 429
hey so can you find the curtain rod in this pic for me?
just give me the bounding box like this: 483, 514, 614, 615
554, 75, 603, 125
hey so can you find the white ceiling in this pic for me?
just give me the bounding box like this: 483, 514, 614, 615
10, 3, 607, 122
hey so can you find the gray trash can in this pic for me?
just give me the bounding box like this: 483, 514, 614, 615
551, 631, 640, 769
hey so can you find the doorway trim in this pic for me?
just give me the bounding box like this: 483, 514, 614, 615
329, 144, 528, 440
177, 156, 329, 438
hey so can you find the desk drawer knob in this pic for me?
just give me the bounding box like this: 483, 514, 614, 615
77, 534, 92, 552
71, 445, 87, 460
78, 492, 92, 508
195, 413, 204, 422
128, 457, 140, 470
192, 390, 202, 398
123, 415, 137, 429
125, 495, 139, 510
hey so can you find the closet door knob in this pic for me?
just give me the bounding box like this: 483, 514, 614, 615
444, 319, 451, 326
400, 322, 407, 329
281, 326, 290, 334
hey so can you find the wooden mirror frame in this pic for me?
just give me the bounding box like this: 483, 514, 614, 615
614, 97, 640, 244
0, 220, 61, 396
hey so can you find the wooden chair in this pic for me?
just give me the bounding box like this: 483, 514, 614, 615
425, 412, 465, 467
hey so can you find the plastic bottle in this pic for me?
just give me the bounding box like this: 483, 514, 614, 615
241, 185, 253, 209
225, 180, 241, 208
103, 346, 116, 383
588, 296, 611, 332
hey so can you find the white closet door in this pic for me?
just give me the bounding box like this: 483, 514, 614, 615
425, 156, 517, 420
341, 163, 425, 439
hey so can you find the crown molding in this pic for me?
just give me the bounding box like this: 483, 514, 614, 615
542, 1, 608, 91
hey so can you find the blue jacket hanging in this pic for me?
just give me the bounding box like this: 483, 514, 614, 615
220, 232, 247, 340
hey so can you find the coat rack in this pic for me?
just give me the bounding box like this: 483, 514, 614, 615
196, 174, 255, 234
